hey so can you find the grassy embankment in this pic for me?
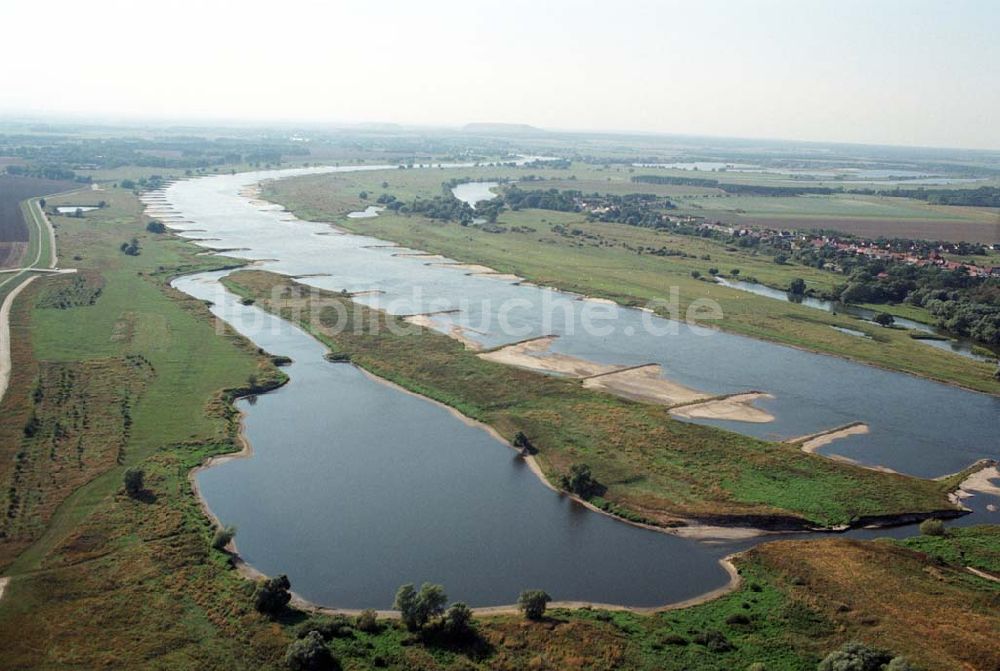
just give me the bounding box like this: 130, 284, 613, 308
290, 531, 1000, 670
0, 182, 995, 670
223, 269, 963, 529
263, 170, 1000, 394
0, 185, 292, 668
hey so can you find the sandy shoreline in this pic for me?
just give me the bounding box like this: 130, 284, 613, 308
792, 422, 871, 454
669, 392, 775, 423
950, 462, 1000, 510
0, 576, 8, 604
479, 336, 620, 377
404, 314, 484, 351
585, 364, 709, 406
480, 339, 771, 421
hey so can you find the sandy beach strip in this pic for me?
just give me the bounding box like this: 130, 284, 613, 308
584, 364, 709, 406
479, 336, 619, 377
404, 314, 484, 351
0, 576, 8, 604
428, 262, 499, 275
669, 392, 776, 423
788, 422, 870, 453
950, 462, 1000, 510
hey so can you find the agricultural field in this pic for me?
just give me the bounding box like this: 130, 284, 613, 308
0, 175, 78, 268
672, 192, 1000, 243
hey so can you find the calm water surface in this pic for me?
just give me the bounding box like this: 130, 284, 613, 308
160, 166, 1000, 608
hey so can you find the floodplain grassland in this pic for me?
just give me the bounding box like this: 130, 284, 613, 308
263, 171, 1000, 394
223, 269, 962, 529
0, 184, 292, 668
0, 176, 995, 671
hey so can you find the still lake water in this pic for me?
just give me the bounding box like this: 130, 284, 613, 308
451, 181, 499, 208
161, 166, 1000, 608
177, 271, 733, 608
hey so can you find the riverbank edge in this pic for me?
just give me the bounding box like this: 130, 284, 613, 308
216, 269, 970, 536
185, 289, 991, 615
261, 179, 1000, 396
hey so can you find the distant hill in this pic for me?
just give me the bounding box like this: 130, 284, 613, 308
461, 122, 545, 136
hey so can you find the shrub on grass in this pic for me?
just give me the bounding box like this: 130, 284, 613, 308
254, 574, 292, 615
725, 612, 751, 625
443, 602, 474, 638
123, 468, 144, 497
692, 629, 733, 652
212, 525, 236, 550
517, 590, 551, 620
284, 631, 337, 670
817, 642, 893, 671
559, 463, 601, 498
356, 609, 380, 633
919, 518, 945, 536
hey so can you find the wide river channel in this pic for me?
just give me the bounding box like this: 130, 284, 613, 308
157, 166, 999, 609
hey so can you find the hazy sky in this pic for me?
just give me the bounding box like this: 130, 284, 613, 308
2, 0, 998, 149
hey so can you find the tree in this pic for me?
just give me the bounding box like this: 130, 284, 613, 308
443, 602, 473, 638
212, 525, 236, 550
518, 590, 551, 620
874, 312, 895, 327
284, 631, 336, 671
512, 431, 535, 454
774, 253, 789, 265
817, 642, 893, 671
560, 463, 600, 498
788, 278, 806, 295
731, 268, 740, 276
38, 198, 46, 208
359, 191, 368, 200
255, 574, 292, 614
146, 220, 167, 233
123, 468, 144, 497
919, 518, 945, 536
394, 582, 447, 631
690, 270, 701, 279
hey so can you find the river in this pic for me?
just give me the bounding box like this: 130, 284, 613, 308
152, 166, 999, 609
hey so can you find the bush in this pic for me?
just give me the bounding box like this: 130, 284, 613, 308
725, 612, 751, 625
919, 518, 946, 536
874, 312, 895, 327
443, 602, 473, 638
691, 270, 702, 279
254, 574, 292, 615
817, 642, 893, 671
146, 220, 167, 233
559, 464, 601, 498
212, 525, 236, 550
356, 609, 380, 633
123, 468, 144, 497
517, 590, 551, 620
692, 629, 733, 652
284, 631, 337, 670
294, 616, 353, 641
661, 632, 688, 646
394, 583, 447, 631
